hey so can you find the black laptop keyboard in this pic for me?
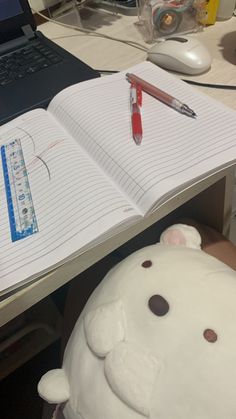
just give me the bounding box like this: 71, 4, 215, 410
0, 41, 63, 87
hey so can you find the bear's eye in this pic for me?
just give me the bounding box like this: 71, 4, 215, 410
148, 295, 169, 316
203, 329, 218, 343
142, 260, 152, 268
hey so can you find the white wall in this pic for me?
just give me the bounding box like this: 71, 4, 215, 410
29, 0, 58, 11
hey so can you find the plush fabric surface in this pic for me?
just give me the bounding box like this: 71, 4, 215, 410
38, 224, 236, 419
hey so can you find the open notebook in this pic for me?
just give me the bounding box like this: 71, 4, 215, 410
1, 61, 236, 294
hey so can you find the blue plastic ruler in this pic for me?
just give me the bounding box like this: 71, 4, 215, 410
1, 139, 38, 242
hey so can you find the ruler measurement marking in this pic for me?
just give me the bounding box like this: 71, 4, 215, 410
1, 139, 38, 242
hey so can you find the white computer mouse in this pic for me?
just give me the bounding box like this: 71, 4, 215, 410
147, 36, 212, 75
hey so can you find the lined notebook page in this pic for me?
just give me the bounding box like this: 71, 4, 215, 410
49, 61, 236, 214
0, 109, 138, 294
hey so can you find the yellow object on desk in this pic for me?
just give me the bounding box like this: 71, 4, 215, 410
201, 0, 220, 24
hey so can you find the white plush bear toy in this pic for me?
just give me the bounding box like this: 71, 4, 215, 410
38, 224, 236, 419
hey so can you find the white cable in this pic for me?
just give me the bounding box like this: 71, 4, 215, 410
31, 8, 148, 52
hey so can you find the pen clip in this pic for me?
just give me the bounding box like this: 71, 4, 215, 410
130, 82, 142, 107
136, 84, 142, 107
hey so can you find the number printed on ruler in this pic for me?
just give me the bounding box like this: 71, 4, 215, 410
1, 139, 38, 242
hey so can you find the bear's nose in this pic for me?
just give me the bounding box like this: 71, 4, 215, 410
148, 295, 169, 316
203, 329, 218, 343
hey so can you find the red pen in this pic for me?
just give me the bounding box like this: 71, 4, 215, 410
130, 82, 143, 145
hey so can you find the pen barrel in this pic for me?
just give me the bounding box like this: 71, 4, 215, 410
127, 73, 173, 107
131, 103, 143, 145
132, 107, 142, 130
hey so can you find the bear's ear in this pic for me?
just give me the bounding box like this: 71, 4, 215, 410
38, 369, 70, 404
160, 224, 201, 249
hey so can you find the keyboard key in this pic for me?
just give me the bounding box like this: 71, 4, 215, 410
0, 42, 63, 86
0, 79, 12, 86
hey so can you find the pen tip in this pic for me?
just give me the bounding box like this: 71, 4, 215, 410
181, 104, 197, 118
134, 134, 142, 145
187, 109, 197, 118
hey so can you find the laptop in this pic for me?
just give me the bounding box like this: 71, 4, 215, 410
0, 0, 100, 125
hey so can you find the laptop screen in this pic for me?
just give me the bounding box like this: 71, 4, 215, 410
0, 0, 23, 22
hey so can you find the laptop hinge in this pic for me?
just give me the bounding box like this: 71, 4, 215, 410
22, 25, 35, 40
0, 25, 36, 55
0, 36, 28, 55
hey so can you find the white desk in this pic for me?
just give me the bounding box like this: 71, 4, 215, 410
41, 10, 236, 108
0, 12, 236, 327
